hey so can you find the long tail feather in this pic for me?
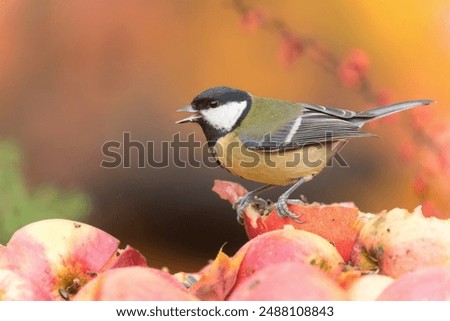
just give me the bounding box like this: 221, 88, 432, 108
351, 99, 434, 127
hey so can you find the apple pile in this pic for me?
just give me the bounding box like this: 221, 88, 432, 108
1, 180, 450, 300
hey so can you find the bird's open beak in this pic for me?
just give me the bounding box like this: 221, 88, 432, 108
176, 105, 202, 124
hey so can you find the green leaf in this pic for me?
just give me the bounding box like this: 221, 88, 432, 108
0, 141, 90, 244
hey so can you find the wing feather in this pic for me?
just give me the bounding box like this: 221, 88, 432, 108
242, 103, 372, 151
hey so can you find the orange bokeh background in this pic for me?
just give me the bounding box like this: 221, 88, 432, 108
0, 0, 448, 271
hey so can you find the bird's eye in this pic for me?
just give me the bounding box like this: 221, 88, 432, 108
209, 100, 219, 108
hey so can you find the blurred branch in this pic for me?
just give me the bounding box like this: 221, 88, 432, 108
231, 0, 377, 103
230, 0, 450, 217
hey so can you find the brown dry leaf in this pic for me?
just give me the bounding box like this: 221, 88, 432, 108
189, 248, 246, 301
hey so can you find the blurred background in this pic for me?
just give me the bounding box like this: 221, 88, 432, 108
0, 0, 449, 272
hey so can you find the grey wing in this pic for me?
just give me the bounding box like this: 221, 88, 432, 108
243, 103, 373, 151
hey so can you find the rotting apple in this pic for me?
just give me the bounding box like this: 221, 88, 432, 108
0, 268, 53, 300
0, 219, 147, 300
351, 207, 450, 278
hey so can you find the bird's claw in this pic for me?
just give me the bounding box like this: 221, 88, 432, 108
235, 195, 304, 224
234, 194, 270, 224
275, 198, 304, 223
233, 196, 251, 224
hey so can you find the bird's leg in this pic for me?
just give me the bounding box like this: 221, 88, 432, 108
234, 184, 274, 223
276, 175, 314, 221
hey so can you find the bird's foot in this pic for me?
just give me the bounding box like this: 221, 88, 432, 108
233, 193, 268, 224
275, 198, 305, 223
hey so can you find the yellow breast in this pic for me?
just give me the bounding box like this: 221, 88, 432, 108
214, 133, 338, 186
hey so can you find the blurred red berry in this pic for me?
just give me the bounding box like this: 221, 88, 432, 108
277, 34, 303, 66
410, 107, 434, 132
435, 128, 450, 169
337, 67, 360, 88
240, 9, 266, 32
398, 140, 415, 164
375, 89, 393, 106
421, 149, 441, 177
338, 49, 370, 88
412, 175, 428, 196
421, 200, 443, 218
438, 149, 450, 170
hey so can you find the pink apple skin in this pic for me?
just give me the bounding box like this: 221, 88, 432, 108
0, 269, 53, 300
0, 219, 120, 299
347, 274, 394, 300
228, 262, 347, 300
377, 267, 450, 300
74, 266, 198, 300
351, 207, 450, 278
212, 180, 248, 205
234, 228, 344, 288
104, 245, 147, 269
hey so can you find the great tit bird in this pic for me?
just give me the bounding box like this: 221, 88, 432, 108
177, 86, 432, 222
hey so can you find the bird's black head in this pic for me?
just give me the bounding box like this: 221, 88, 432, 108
191, 86, 251, 111
177, 86, 252, 143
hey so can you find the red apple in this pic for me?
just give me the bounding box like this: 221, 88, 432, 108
377, 267, 450, 300
234, 228, 344, 289
213, 180, 361, 262
351, 207, 450, 278
244, 203, 360, 262
213, 180, 360, 262
74, 266, 198, 300
228, 262, 346, 300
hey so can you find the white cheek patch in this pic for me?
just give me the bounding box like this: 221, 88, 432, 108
201, 101, 247, 131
